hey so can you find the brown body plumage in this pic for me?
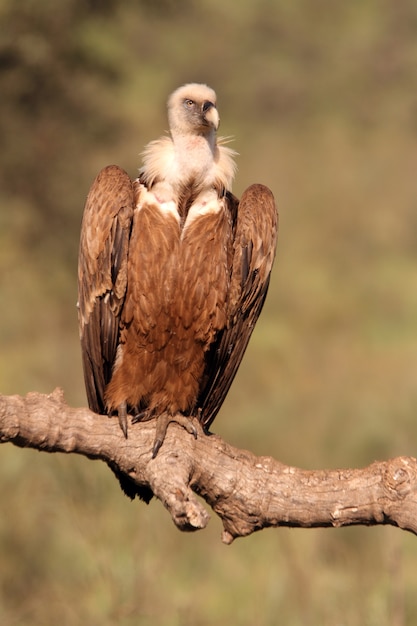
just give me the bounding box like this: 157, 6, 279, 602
78, 83, 278, 462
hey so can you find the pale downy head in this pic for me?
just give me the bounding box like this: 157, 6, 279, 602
140, 82, 236, 194
167, 83, 220, 137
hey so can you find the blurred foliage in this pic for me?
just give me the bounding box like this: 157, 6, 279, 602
1, 0, 417, 624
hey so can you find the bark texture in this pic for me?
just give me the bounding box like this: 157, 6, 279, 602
1, 388, 416, 543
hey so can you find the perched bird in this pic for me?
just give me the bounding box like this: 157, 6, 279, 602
78, 82, 278, 465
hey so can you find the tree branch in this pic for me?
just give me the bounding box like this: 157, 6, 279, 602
1, 388, 417, 543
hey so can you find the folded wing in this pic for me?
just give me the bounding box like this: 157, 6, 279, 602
197, 183, 278, 429
78, 165, 135, 414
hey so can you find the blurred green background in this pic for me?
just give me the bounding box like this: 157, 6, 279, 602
1, 0, 417, 624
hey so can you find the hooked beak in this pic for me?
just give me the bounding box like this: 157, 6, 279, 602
202, 100, 219, 130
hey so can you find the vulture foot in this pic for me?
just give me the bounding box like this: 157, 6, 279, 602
130, 410, 198, 457
152, 413, 197, 458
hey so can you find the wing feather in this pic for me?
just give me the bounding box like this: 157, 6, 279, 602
198, 183, 278, 429
78, 165, 135, 413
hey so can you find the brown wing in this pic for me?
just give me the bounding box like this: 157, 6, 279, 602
198, 183, 278, 430
78, 165, 135, 414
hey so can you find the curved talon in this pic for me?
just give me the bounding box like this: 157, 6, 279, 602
117, 401, 128, 438
184, 419, 198, 440
152, 437, 165, 458
131, 410, 147, 424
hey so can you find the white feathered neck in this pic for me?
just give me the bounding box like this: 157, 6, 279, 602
140, 133, 237, 194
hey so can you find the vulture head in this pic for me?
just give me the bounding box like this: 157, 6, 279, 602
167, 83, 220, 137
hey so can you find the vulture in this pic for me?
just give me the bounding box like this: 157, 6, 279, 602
78, 83, 278, 463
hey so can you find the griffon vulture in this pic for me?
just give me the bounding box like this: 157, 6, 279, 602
78, 83, 278, 462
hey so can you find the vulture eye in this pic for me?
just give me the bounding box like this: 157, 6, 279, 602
184, 99, 194, 108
